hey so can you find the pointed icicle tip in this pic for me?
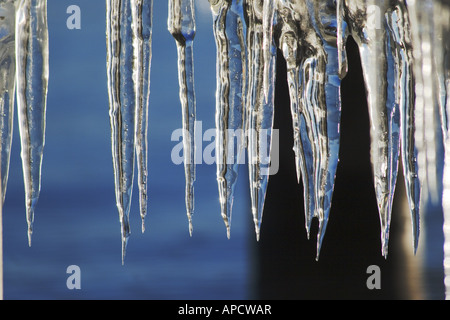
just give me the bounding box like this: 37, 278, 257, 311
121, 236, 129, 266
188, 218, 193, 237
141, 219, 146, 234
255, 225, 261, 242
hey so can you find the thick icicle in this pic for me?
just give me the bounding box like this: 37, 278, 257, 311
168, 0, 197, 236
342, 0, 401, 257
336, 0, 348, 79
0, 0, 15, 205
15, 0, 49, 246
106, 0, 136, 263
304, 0, 342, 258
276, 2, 315, 235
276, 0, 342, 257
386, 2, 421, 254
0, 2, 14, 298
131, 0, 153, 233
245, 0, 276, 241
209, 0, 247, 238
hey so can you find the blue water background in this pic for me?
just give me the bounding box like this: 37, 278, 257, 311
3, 0, 254, 300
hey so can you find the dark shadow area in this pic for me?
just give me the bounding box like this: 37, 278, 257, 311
253, 37, 409, 299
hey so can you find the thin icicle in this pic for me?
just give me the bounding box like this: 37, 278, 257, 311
210, 0, 247, 239
276, 0, 340, 257
15, 0, 49, 246
386, 2, 421, 254
434, 1, 449, 141
245, 0, 276, 241
299, 56, 321, 236
0, 0, 15, 205
168, 0, 196, 236
131, 0, 153, 233
106, 0, 136, 263
408, 0, 441, 205
276, 2, 315, 235
0, 2, 14, 299
305, 0, 342, 259
343, 0, 401, 257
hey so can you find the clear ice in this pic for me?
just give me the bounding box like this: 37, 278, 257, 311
131, 0, 153, 234
0, 0, 16, 206
0, 0, 448, 298
15, 0, 49, 246
168, 0, 197, 236
274, 0, 342, 258
209, 0, 247, 239
107, 0, 137, 263
204, 0, 446, 260
245, 0, 276, 241
107, 0, 153, 262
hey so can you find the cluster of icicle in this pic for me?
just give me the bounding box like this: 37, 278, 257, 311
208, 0, 448, 261
0, 0, 48, 246
0, 0, 449, 298
106, 0, 450, 275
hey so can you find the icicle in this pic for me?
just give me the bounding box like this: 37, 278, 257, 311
0, 0, 15, 205
262, 0, 276, 103
168, 0, 197, 236
430, 0, 450, 301
408, 0, 441, 205
386, 2, 421, 254
209, 0, 247, 239
245, 0, 276, 241
276, 1, 317, 237
106, 0, 136, 263
342, 0, 401, 257
434, 1, 449, 141
15, 0, 49, 246
131, 0, 153, 233
304, 0, 343, 259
